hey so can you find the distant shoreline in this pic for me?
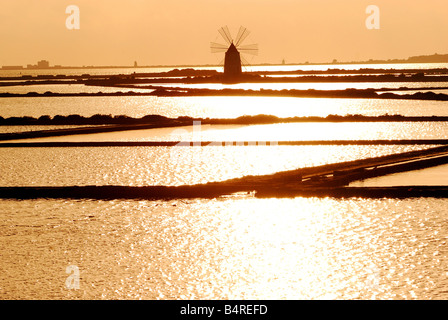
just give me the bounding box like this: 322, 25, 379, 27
2, 113, 448, 126
1, 67, 447, 85
2, 53, 448, 71
1, 114, 448, 142
2, 87, 447, 101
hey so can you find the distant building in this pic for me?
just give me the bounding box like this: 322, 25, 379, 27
37, 60, 50, 68
26, 60, 51, 69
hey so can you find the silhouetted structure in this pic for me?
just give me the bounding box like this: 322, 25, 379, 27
224, 43, 242, 77
211, 26, 258, 80
26, 60, 51, 69
37, 60, 50, 68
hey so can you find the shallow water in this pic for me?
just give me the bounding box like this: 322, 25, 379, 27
0, 84, 154, 94
11, 122, 448, 143
1, 95, 448, 119
1, 196, 447, 300
3, 82, 448, 96
133, 81, 448, 91
0, 145, 432, 187
2, 63, 448, 300
0, 125, 96, 134
350, 163, 448, 187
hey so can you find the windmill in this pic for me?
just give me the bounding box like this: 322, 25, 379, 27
210, 26, 258, 78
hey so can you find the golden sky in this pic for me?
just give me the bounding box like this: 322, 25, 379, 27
1, 0, 447, 66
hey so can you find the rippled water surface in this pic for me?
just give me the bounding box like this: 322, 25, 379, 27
2, 63, 448, 300
351, 163, 448, 187
135, 81, 448, 91
0, 125, 94, 134
13, 122, 448, 143
1, 96, 448, 119
0, 84, 154, 94
1, 197, 447, 300
0, 145, 431, 186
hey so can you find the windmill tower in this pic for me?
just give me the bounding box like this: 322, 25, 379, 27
210, 26, 258, 79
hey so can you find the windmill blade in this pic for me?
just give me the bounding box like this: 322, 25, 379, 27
210, 42, 229, 53
235, 26, 251, 47
240, 55, 250, 68
237, 43, 259, 56
218, 26, 233, 45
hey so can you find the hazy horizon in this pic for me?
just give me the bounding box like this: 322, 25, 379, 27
1, 0, 448, 67
4, 52, 448, 69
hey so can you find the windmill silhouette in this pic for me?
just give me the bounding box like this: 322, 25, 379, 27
210, 26, 258, 78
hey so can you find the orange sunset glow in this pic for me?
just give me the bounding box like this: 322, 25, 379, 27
1, 0, 448, 310
1, 0, 448, 66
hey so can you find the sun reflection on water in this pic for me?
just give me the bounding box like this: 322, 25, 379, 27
1, 196, 448, 299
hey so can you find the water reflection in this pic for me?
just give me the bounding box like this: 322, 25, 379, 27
12, 122, 448, 143
350, 163, 448, 187
2, 95, 448, 119
0, 145, 432, 186
0, 84, 154, 94
143, 81, 448, 91
1, 197, 447, 299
